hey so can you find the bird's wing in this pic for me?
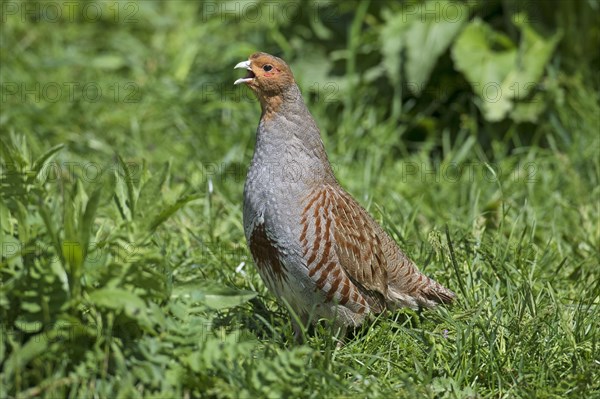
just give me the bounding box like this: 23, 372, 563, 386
300, 184, 455, 313
300, 185, 389, 312
330, 186, 456, 308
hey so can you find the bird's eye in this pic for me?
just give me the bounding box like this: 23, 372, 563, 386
263, 65, 273, 72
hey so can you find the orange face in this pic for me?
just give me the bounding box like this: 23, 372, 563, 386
234, 52, 295, 95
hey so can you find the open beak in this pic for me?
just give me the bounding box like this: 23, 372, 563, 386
234, 60, 255, 85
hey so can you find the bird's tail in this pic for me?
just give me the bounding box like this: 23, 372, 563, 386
417, 275, 456, 307
387, 273, 456, 310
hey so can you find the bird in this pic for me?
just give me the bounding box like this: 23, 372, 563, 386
234, 52, 455, 341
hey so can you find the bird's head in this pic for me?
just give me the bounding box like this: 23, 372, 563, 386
234, 52, 296, 102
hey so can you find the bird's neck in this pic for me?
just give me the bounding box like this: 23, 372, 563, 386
253, 85, 337, 185
258, 84, 304, 122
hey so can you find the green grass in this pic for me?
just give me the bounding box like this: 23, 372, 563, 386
1, 1, 599, 398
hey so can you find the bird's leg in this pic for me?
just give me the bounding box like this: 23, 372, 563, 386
292, 313, 309, 344
334, 325, 347, 348
292, 319, 304, 344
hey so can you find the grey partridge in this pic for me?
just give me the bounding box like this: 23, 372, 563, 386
234, 52, 455, 339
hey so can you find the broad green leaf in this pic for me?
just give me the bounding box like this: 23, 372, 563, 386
2, 333, 49, 382
136, 161, 170, 222
148, 194, 201, 232
404, 1, 468, 95
381, 2, 468, 96
91, 54, 126, 70
113, 169, 132, 221
117, 155, 139, 217
31, 143, 64, 183
62, 240, 84, 271
88, 288, 145, 310
452, 19, 516, 121
38, 199, 63, 264
171, 282, 257, 310
504, 15, 562, 100
63, 182, 79, 244
510, 93, 547, 123
380, 9, 411, 87
452, 18, 560, 122
1, 234, 22, 268
88, 288, 150, 327
14, 318, 43, 333
0, 135, 28, 170
80, 186, 102, 258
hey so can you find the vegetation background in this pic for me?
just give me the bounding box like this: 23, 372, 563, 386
1, 0, 598, 397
